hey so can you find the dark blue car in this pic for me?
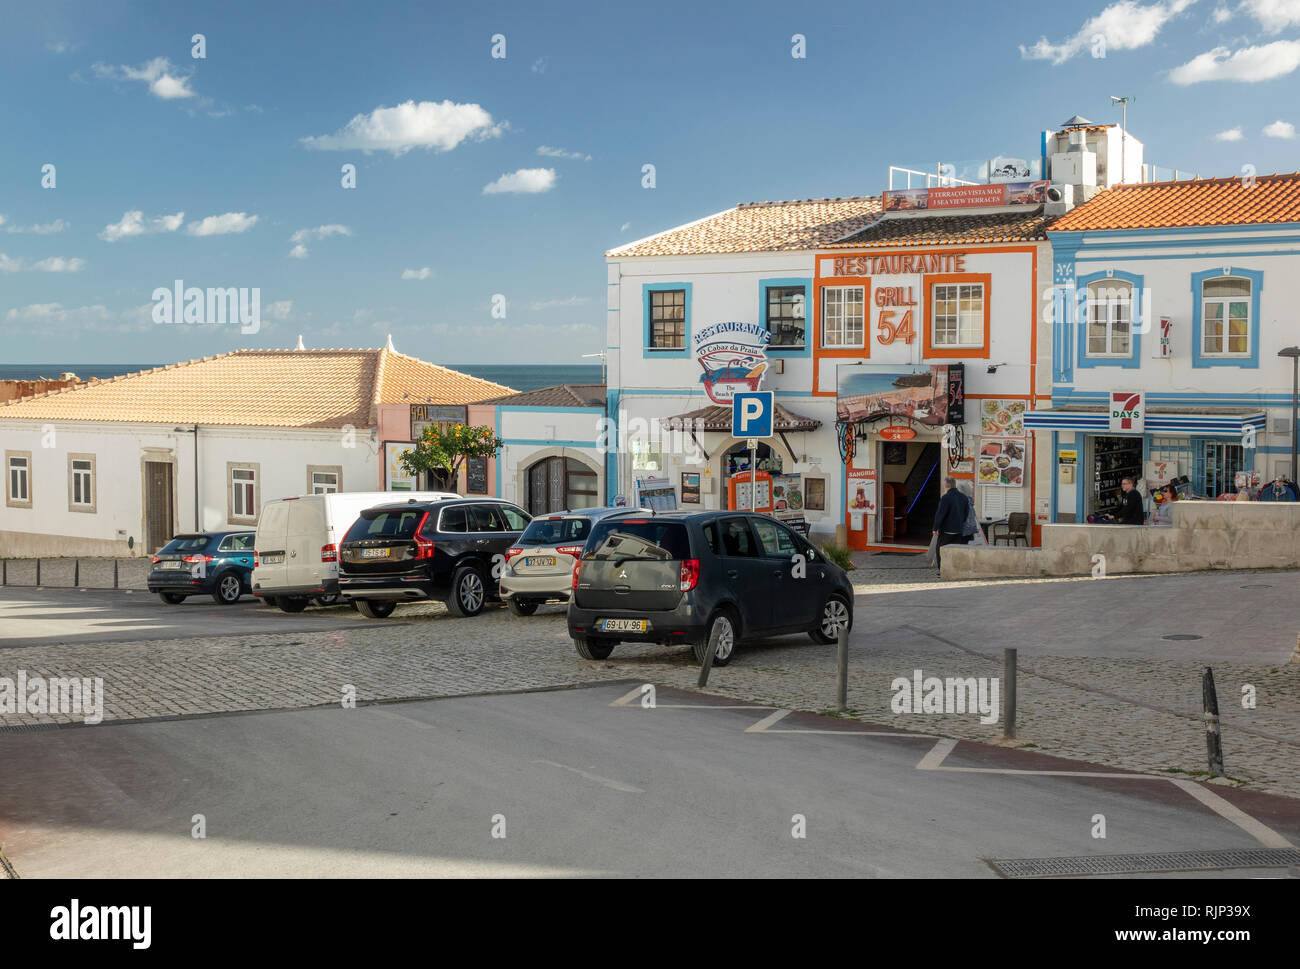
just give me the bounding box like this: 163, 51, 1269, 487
149, 531, 256, 605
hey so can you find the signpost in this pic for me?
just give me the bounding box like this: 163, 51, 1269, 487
733, 392, 774, 515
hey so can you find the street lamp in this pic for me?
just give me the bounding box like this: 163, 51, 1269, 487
1280, 347, 1300, 486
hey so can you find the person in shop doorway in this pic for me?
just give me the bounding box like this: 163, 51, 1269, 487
1114, 476, 1145, 524
931, 476, 973, 573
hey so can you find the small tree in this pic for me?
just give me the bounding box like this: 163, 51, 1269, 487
398, 423, 504, 491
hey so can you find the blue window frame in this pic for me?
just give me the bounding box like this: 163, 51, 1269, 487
1075, 269, 1142, 369
1191, 267, 1263, 369
642, 282, 692, 359
759, 277, 810, 356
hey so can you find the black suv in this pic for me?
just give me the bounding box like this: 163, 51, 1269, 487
567, 510, 853, 665
338, 498, 531, 619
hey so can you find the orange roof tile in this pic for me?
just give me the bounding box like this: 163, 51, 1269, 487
0, 348, 514, 428
607, 197, 882, 257
1049, 172, 1300, 232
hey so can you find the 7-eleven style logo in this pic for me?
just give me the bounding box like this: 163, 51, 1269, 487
1110, 391, 1144, 432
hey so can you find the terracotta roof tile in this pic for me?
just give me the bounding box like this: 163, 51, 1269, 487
0, 348, 514, 428
1049, 172, 1300, 231
824, 210, 1053, 249
660, 402, 821, 432
475, 383, 606, 407
607, 197, 882, 257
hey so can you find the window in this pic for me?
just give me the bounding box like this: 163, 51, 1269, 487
496, 504, 531, 530
822, 286, 865, 348
230, 467, 257, 520
648, 288, 686, 349
718, 516, 759, 557
344, 509, 424, 541
467, 504, 499, 532
1086, 282, 1132, 356
67, 454, 96, 513
932, 283, 984, 347
752, 518, 797, 557
766, 286, 805, 348
1203, 442, 1246, 497
1202, 277, 1251, 356
308, 466, 341, 494
219, 533, 255, 552
439, 506, 467, 532
804, 477, 826, 511
6, 451, 31, 507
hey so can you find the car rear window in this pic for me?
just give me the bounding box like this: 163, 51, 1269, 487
161, 535, 211, 554
345, 508, 425, 542
584, 520, 691, 562
520, 517, 592, 546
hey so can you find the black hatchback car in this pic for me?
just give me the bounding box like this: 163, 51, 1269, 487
338, 498, 532, 619
148, 531, 256, 605
567, 510, 853, 665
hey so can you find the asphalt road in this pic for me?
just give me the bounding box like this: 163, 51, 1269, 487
0, 587, 367, 648
2, 683, 1296, 878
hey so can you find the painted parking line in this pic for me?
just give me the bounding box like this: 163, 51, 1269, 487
532, 759, 645, 794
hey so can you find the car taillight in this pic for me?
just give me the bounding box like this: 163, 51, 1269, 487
182, 554, 213, 564
571, 559, 581, 590
680, 558, 700, 592
253, 550, 259, 568
505, 547, 524, 565
321, 543, 338, 563
556, 545, 584, 558
151, 556, 161, 565
413, 512, 436, 560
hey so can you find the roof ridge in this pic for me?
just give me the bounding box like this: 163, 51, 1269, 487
1114, 171, 1300, 191
736, 196, 879, 209
0, 352, 231, 408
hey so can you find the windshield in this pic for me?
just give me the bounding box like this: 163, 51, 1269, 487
344, 508, 425, 542
160, 536, 211, 554
519, 517, 593, 546
584, 520, 690, 562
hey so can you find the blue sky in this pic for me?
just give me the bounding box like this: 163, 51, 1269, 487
1, 0, 1297, 365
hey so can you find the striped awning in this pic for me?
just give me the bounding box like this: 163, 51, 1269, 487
1023, 408, 1266, 436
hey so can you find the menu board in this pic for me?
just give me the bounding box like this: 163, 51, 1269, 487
979, 398, 1026, 436
770, 474, 804, 520
465, 457, 488, 495
386, 442, 417, 491
636, 476, 678, 512
978, 438, 1026, 488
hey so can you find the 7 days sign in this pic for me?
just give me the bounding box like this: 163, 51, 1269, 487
1109, 391, 1144, 432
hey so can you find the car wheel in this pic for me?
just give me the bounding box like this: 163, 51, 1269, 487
313, 593, 344, 607
693, 610, 738, 667
159, 591, 186, 605
355, 599, 397, 619
573, 636, 614, 660
260, 595, 279, 608
507, 597, 539, 617
445, 564, 486, 618
277, 596, 309, 614
809, 594, 852, 644
212, 572, 242, 605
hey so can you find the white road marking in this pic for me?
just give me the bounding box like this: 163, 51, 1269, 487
1171, 779, 1296, 849
916, 738, 959, 770
532, 760, 644, 794
745, 709, 792, 733
610, 686, 645, 707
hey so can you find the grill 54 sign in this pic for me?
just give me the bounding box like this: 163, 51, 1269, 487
1110, 391, 1144, 432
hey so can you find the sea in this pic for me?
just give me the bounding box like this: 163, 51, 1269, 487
0, 363, 603, 393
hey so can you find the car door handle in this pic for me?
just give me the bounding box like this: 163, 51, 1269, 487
772, 570, 783, 578
727, 569, 739, 578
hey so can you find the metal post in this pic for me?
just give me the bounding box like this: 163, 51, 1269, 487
749, 442, 757, 513
74, 559, 79, 588
1003, 648, 1017, 739
2, 559, 6, 585
1203, 667, 1224, 778
697, 631, 718, 688
35, 558, 40, 587
1292, 356, 1298, 486
114, 559, 119, 589
836, 623, 849, 713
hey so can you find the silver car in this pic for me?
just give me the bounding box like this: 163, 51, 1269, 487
499, 506, 648, 616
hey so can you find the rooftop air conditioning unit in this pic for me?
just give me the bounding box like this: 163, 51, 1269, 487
1044, 183, 1074, 216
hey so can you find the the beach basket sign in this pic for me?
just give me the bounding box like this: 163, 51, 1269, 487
693, 321, 769, 404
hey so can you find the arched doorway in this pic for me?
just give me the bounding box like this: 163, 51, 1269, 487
721, 440, 784, 509
525, 455, 599, 514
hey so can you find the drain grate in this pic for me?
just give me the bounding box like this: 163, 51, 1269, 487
1162, 634, 1203, 641
0, 723, 61, 734
990, 847, 1300, 878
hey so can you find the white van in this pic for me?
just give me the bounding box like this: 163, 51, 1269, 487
253, 491, 459, 612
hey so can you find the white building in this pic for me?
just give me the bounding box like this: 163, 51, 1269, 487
0, 346, 511, 556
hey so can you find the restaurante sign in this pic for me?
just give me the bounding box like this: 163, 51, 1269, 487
693, 321, 769, 405
831, 252, 967, 276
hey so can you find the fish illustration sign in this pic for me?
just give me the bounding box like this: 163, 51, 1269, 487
693, 321, 769, 404
1110, 391, 1144, 432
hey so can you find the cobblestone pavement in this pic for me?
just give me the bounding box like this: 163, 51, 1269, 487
2, 568, 1297, 801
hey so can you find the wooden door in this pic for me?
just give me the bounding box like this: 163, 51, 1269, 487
145, 461, 174, 552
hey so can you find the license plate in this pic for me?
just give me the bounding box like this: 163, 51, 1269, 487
362, 548, 390, 559
260, 554, 284, 564
601, 618, 647, 633
160, 561, 186, 570
525, 556, 556, 567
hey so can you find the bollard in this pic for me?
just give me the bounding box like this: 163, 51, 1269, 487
114, 559, 119, 589
74, 559, 79, 588
35, 558, 40, 587
836, 623, 849, 713
2, 559, 5, 585
1003, 648, 1017, 739
1203, 667, 1224, 778
697, 630, 719, 688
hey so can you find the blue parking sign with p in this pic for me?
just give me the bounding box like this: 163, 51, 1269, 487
732, 391, 773, 438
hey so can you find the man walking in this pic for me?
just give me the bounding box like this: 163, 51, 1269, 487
1115, 477, 1145, 525
932, 476, 972, 573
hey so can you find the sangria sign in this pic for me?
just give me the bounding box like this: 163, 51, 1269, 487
693, 321, 769, 404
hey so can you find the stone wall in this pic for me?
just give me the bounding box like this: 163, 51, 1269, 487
943, 501, 1300, 579
0, 557, 151, 590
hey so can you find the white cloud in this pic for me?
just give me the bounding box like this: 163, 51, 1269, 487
186, 212, 259, 236
45, 41, 76, 54
99, 210, 185, 242
1170, 39, 1300, 82
482, 168, 557, 195
0, 254, 84, 272
0, 253, 21, 272
3, 218, 68, 234
1243, 0, 1300, 32
531, 57, 549, 74
300, 100, 505, 156
3, 302, 154, 334
1020, 0, 1196, 64
1214, 126, 1245, 140
264, 300, 293, 320
288, 244, 309, 259
530, 295, 590, 311
287, 224, 351, 259
1212, 4, 1232, 21
401, 267, 432, 280
537, 145, 591, 161
93, 57, 196, 99
1264, 118, 1297, 137
620, 222, 630, 232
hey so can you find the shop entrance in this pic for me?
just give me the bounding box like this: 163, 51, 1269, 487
722, 440, 783, 509
878, 440, 941, 546
1087, 435, 1143, 517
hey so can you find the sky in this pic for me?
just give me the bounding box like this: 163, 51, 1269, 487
0, 0, 1297, 366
